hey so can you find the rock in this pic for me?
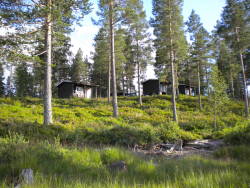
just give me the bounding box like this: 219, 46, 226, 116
185, 139, 224, 150
14, 168, 34, 188
21, 169, 34, 184
168, 140, 183, 152
108, 161, 127, 172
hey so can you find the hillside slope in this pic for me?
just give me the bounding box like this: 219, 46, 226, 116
0, 96, 250, 187
0, 95, 249, 146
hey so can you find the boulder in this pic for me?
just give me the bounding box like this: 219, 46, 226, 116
185, 139, 224, 150
14, 169, 34, 188
108, 161, 127, 172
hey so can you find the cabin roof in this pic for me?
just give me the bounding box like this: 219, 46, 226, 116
142, 79, 196, 88
56, 80, 99, 88
141, 79, 159, 84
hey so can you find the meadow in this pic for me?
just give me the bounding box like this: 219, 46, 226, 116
0, 95, 249, 187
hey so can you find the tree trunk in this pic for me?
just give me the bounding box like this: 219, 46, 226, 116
174, 52, 179, 98
137, 40, 142, 106
137, 62, 142, 105
95, 86, 98, 99
197, 62, 202, 110
188, 64, 192, 95
205, 64, 209, 95
126, 77, 129, 95
122, 72, 125, 96
108, 53, 111, 103
214, 102, 217, 130
8, 65, 13, 96
230, 71, 235, 98
169, 0, 178, 122
109, 0, 118, 117
236, 27, 249, 117
44, 0, 53, 125
239, 52, 249, 117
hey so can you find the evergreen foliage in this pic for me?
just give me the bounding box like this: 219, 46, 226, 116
14, 62, 33, 97
216, 0, 250, 117
71, 49, 90, 83
186, 10, 211, 109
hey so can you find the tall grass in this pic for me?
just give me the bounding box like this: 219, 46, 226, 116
0, 136, 249, 188
0, 96, 250, 187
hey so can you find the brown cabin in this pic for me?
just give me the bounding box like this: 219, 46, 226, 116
57, 81, 98, 99
142, 79, 196, 96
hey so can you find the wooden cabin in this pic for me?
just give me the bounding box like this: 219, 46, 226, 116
57, 81, 98, 99
142, 79, 196, 96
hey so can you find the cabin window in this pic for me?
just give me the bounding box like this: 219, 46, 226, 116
76, 87, 83, 91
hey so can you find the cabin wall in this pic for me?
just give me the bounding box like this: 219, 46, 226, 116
143, 80, 160, 95
58, 83, 74, 98
73, 86, 93, 99
179, 85, 186, 95
85, 88, 92, 99
73, 86, 85, 98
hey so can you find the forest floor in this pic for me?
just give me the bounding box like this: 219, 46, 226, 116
0, 96, 249, 187
133, 139, 224, 160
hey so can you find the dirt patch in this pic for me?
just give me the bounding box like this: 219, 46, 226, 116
133, 139, 224, 159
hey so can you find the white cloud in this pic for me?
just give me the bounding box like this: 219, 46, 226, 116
70, 24, 99, 58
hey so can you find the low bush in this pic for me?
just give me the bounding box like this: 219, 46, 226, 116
214, 145, 250, 161
0, 96, 247, 146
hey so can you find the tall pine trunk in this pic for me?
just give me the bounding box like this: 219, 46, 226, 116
239, 52, 249, 117
205, 64, 209, 95
197, 62, 202, 110
44, 0, 53, 125
169, 0, 177, 122
108, 54, 111, 102
122, 71, 125, 96
236, 27, 248, 117
230, 71, 235, 98
109, 0, 118, 117
174, 52, 179, 98
137, 40, 142, 106
188, 63, 192, 95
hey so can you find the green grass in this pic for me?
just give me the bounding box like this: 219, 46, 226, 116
0, 95, 249, 187
0, 95, 248, 146
0, 135, 249, 188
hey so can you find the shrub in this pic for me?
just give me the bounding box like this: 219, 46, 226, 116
214, 145, 250, 161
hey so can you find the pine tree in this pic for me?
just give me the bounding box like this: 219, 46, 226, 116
71, 49, 89, 83
123, 0, 152, 105
0, 0, 92, 124
14, 62, 33, 97
216, 40, 239, 97
95, 0, 127, 117
109, 0, 119, 117
123, 33, 136, 95
151, 0, 185, 122
52, 35, 72, 96
115, 28, 127, 93
92, 27, 110, 96
216, 0, 250, 117
83, 56, 92, 83
186, 10, 211, 110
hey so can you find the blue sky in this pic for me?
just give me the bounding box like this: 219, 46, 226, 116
70, 0, 226, 58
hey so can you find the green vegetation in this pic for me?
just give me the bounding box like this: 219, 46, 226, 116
0, 134, 249, 187
0, 95, 248, 146
0, 96, 249, 187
